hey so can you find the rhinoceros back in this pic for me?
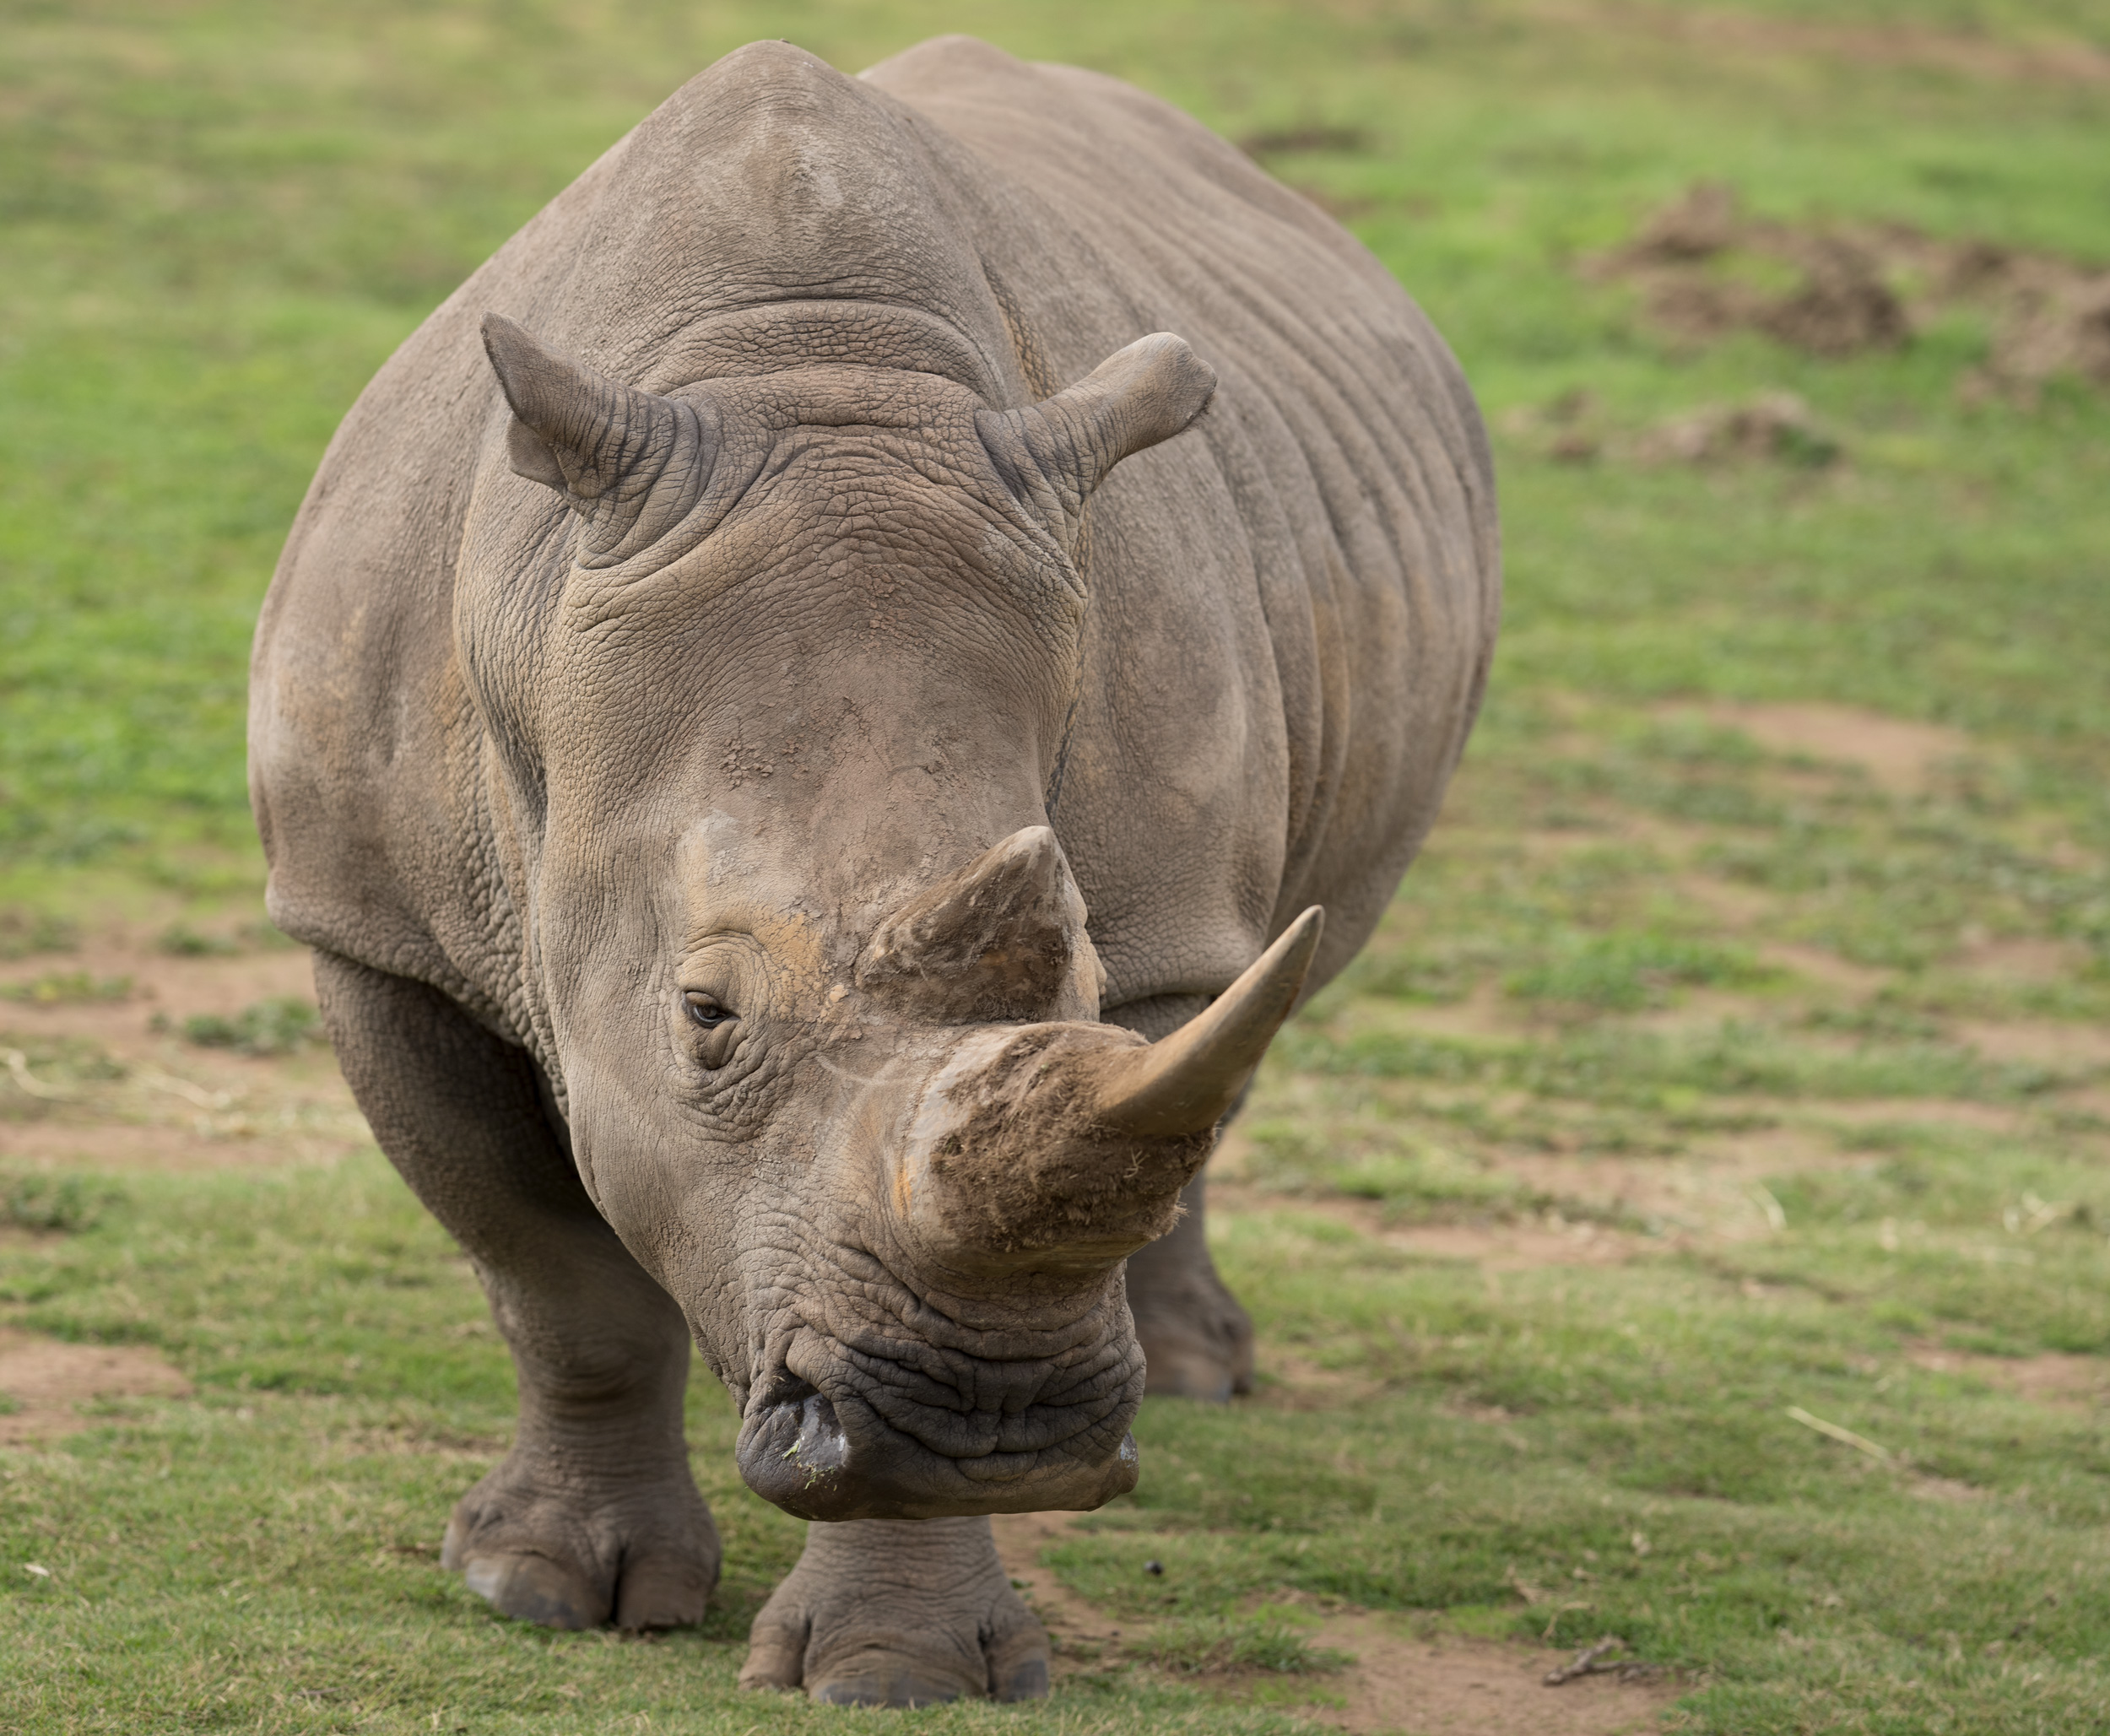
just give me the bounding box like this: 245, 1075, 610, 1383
864, 38, 1499, 1009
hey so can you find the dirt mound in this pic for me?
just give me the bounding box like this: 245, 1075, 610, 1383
1984, 270, 2110, 389
1603, 182, 1907, 359
1599, 182, 2110, 387
1502, 386, 1840, 469
1633, 390, 1838, 467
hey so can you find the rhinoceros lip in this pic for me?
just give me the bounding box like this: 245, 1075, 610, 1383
734, 1381, 1140, 1522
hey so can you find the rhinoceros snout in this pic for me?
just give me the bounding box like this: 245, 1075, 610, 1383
733, 1368, 1141, 1522
735, 1384, 856, 1513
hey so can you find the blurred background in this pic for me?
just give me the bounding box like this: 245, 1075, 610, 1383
3, 3, 2108, 1732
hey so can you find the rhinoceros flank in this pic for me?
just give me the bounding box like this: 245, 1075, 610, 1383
247, 34, 1499, 1707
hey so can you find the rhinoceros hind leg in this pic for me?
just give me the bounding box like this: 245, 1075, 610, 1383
739, 1517, 1049, 1705
313, 951, 720, 1631
1126, 1174, 1255, 1402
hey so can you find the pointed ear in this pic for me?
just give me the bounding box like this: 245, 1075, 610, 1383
977, 333, 1216, 536
480, 312, 719, 568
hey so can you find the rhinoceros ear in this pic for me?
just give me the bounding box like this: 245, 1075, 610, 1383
977, 333, 1216, 537
480, 312, 719, 567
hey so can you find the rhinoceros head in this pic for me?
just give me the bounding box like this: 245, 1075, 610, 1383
462, 313, 1319, 1520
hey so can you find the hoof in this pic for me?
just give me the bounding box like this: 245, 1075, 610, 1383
739, 1516, 1050, 1705
440, 1452, 719, 1631
1135, 1302, 1254, 1402
456, 1545, 605, 1630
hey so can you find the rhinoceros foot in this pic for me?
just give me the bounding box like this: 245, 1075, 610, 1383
1132, 1277, 1255, 1403
739, 1516, 1048, 1705
440, 1448, 720, 1631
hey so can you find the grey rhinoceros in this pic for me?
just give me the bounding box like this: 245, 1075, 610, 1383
248, 33, 1497, 1706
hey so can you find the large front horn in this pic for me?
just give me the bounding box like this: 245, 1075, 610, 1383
480, 312, 717, 567
1089, 907, 1323, 1138
895, 908, 1323, 1279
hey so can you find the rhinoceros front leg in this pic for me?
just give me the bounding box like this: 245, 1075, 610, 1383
739, 1517, 1048, 1705
313, 951, 719, 1630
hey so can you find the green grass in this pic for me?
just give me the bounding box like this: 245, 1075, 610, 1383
176, 996, 326, 1057
6, 1148, 2109, 1730
5, 0, 2110, 1730
0, 971, 133, 1007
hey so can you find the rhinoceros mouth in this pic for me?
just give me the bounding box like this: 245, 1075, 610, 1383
733, 1364, 1143, 1522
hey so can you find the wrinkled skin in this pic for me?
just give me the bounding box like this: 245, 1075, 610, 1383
250, 35, 1498, 1706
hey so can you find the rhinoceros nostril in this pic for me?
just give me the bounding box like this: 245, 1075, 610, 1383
755, 1371, 820, 1411
737, 1382, 854, 1517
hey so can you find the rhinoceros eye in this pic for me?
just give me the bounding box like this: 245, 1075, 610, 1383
684, 992, 731, 1030
682, 992, 740, 1070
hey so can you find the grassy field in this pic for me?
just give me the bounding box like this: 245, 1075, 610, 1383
4, 0, 2110, 1730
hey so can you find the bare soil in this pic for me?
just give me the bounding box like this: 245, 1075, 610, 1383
0, 1328, 191, 1446
1539, 2, 2110, 89
1697, 702, 1970, 794
1, 926, 366, 1175
990, 1510, 1675, 1734
1956, 1019, 2110, 1068
1907, 1344, 2110, 1409
1952, 938, 2087, 984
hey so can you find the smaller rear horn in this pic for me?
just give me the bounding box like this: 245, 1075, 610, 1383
858, 826, 1102, 1024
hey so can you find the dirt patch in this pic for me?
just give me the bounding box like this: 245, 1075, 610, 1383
1907, 1344, 2110, 1409
1534, 2, 2110, 89
0, 931, 318, 1065
1238, 124, 1371, 157
1753, 943, 1892, 996
1367, 982, 1517, 1043
1696, 702, 1969, 794
1250, 1351, 1387, 1412
1, 922, 370, 1174
1954, 938, 2088, 984
991, 1512, 1674, 1733
990, 1510, 1125, 1668
1675, 873, 1773, 932
1219, 1098, 2048, 1254
0, 1328, 191, 1445
1384, 1220, 1648, 1270
1810, 1097, 2021, 1130
1306, 1614, 1674, 1735
1957, 1019, 2110, 1071
1633, 392, 1839, 468
1500, 387, 1838, 469
1210, 1176, 1659, 1264
1220, 1122, 1874, 1253
1, 1094, 367, 1175
1910, 1475, 1986, 1503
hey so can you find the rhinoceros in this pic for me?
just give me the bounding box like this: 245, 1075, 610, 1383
248, 33, 1497, 1707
